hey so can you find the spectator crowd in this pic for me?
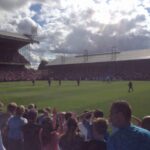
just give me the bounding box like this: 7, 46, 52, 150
0, 100, 150, 150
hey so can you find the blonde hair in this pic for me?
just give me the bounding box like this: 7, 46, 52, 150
16, 105, 25, 116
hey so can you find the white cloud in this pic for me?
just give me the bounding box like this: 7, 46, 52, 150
17, 18, 38, 35
142, 0, 150, 8
0, 0, 28, 11
0, 0, 150, 68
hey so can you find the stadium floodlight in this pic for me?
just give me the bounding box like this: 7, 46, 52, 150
31, 25, 38, 39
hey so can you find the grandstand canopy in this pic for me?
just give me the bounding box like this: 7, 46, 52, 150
0, 31, 38, 65
46, 49, 150, 66
0, 30, 37, 50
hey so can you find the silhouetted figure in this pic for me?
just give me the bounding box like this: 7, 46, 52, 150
77, 79, 80, 86
59, 79, 61, 86
128, 81, 133, 92
48, 78, 51, 87
32, 79, 35, 86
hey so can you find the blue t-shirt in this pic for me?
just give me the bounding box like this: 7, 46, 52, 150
7, 116, 27, 140
107, 125, 150, 150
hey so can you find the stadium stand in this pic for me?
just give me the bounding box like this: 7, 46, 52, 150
39, 49, 150, 80
0, 31, 39, 81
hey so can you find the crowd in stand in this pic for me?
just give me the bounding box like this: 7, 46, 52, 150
0, 100, 150, 150
1, 69, 150, 82
1, 65, 150, 82
0, 70, 41, 81
0, 51, 28, 64
51, 70, 150, 81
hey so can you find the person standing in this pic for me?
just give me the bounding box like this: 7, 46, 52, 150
32, 79, 35, 86
0, 101, 6, 150
83, 118, 107, 150
39, 117, 59, 150
22, 110, 41, 150
59, 118, 84, 150
0, 130, 6, 150
59, 79, 61, 86
7, 105, 28, 150
107, 100, 150, 150
48, 78, 51, 87
77, 79, 80, 86
128, 81, 133, 92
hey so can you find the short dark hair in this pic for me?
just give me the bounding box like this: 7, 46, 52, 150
111, 100, 132, 120
93, 109, 104, 118
65, 112, 72, 121
84, 111, 92, 120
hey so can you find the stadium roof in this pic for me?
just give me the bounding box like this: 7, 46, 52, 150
0, 30, 38, 50
0, 31, 39, 65
46, 49, 150, 66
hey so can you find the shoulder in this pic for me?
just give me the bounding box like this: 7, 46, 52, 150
109, 125, 150, 142
130, 125, 150, 138
7, 115, 15, 123
21, 117, 28, 123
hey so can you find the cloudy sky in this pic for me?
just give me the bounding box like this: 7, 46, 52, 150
0, 0, 150, 67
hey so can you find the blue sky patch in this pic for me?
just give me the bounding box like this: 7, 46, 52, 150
146, 8, 150, 13
30, 3, 41, 13
30, 3, 45, 26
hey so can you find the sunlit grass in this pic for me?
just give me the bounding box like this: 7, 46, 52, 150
0, 80, 149, 118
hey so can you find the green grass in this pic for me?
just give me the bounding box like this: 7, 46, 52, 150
0, 80, 149, 118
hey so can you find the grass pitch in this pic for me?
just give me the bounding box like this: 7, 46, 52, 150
0, 80, 149, 118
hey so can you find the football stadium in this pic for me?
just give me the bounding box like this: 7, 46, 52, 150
0, 31, 150, 150
1, 1, 150, 149
0, 30, 150, 117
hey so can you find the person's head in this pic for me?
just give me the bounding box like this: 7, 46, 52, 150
16, 105, 25, 116
65, 112, 72, 121
67, 118, 78, 132
38, 108, 45, 114
109, 100, 132, 128
28, 103, 36, 110
27, 109, 38, 122
141, 116, 150, 131
92, 118, 108, 139
45, 107, 51, 113
41, 117, 54, 146
7, 102, 17, 114
58, 112, 66, 122
93, 109, 104, 118
84, 111, 92, 120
